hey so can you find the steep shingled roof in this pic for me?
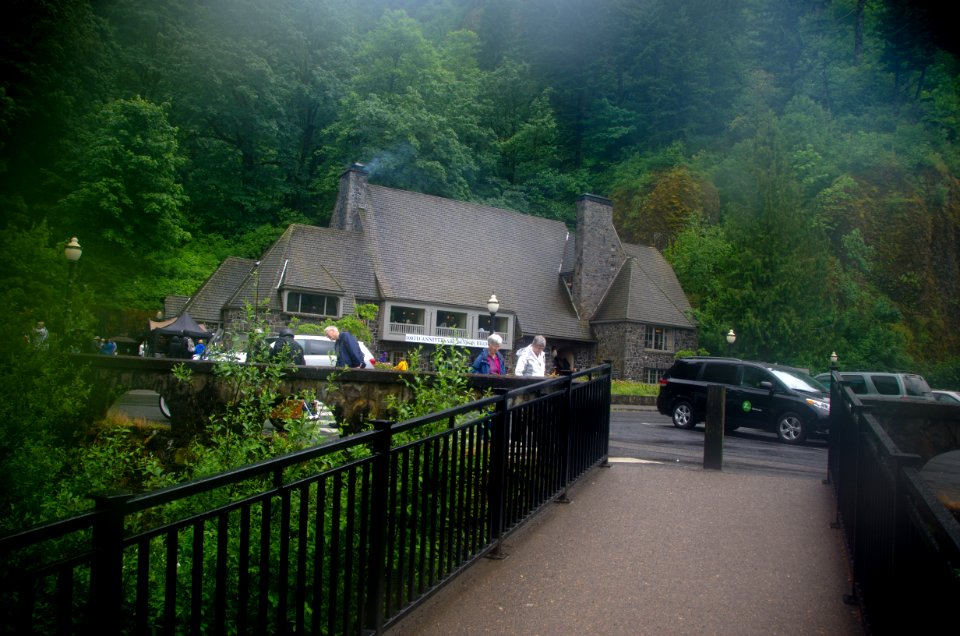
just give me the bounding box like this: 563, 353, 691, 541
225, 225, 379, 317
182, 257, 258, 324
593, 244, 695, 328
363, 185, 591, 341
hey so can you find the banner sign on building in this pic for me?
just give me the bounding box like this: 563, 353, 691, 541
405, 334, 488, 348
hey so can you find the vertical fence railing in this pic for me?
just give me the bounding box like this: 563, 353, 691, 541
1, 364, 611, 635
827, 377, 960, 635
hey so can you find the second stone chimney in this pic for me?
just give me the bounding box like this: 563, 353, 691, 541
571, 194, 624, 321
330, 163, 370, 231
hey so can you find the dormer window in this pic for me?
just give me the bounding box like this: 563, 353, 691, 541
286, 291, 339, 317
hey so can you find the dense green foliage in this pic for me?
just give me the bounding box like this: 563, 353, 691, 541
1, 0, 958, 379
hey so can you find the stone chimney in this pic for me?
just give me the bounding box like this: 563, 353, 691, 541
572, 194, 624, 321
330, 163, 370, 231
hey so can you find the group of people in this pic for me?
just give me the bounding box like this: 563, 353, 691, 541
469, 333, 563, 377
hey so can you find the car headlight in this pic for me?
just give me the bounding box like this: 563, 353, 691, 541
805, 398, 830, 413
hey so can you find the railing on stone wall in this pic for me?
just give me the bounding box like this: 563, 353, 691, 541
827, 372, 960, 634
0, 364, 611, 635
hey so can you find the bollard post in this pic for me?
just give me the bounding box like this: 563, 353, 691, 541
703, 384, 724, 470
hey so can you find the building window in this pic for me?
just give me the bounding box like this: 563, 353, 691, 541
436, 311, 468, 338
388, 306, 426, 335
644, 368, 666, 384
286, 292, 339, 317
644, 326, 671, 351
477, 315, 508, 337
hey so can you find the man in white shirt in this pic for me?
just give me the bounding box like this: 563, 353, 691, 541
515, 335, 547, 376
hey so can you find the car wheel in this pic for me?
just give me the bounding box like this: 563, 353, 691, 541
776, 412, 806, 444
158, 395, 172, 420
672, 401, 696, 429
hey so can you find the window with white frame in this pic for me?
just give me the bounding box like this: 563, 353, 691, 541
285, 292, 339, 317
644, 367, 666, 384
644, 326, 671, 351
478, 315, 508, 335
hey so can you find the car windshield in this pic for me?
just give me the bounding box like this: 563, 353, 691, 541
769, 367, 828, 393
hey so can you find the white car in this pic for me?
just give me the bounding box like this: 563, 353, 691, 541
272, 334, 376, 368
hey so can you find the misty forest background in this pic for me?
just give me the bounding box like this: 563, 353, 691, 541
3, 0, 960, 381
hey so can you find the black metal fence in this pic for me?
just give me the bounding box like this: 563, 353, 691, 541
0, 364, 611, 635
826, 372, 960, 634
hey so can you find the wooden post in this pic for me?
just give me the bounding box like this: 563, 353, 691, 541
703, 384, 725, 470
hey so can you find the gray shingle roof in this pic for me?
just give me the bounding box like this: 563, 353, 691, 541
183, 257, 258, 324
364, 186, 591, 341
593, 244, 696, 328
225, 225, 379, 317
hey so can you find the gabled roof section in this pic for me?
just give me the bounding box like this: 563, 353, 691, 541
226, 225, 378, 316
593, 244, 695, 328
183, 257, 257, 324
364, 185, 591, 341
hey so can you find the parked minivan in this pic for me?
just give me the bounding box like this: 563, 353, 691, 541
813, 371, 933, 400
657, 357, 830, 444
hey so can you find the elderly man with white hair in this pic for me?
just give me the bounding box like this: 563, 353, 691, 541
469, 333, 506, 375
514, 335, 547, 377
323, 325, 367, 369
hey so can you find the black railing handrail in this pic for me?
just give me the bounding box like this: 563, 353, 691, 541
827, 369, 960, 634
2, 363, 613, 635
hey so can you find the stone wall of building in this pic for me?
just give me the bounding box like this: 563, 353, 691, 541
593, 322, 697, 380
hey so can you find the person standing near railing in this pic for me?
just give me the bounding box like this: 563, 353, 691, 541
325, 325, 367, 368
515, 335, 547, 376
470, 333, 506, 375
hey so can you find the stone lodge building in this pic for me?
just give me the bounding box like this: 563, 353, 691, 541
172, 163, 697, 380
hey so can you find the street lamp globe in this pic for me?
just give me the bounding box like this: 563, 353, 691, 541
64, 237, 82, 262
726, 329, 736, 345
485, 294, 500, 337
830, 351, 839, 365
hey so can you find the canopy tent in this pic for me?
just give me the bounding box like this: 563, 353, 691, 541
150, 312, 212, 339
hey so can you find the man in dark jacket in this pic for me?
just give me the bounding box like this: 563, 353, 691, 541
270, 328, 305, 365
324, 325, 366, 368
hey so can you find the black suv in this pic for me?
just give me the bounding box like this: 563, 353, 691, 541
656, 357, 831, 444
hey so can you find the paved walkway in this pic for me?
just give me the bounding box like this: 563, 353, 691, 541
386, 457, 863, 635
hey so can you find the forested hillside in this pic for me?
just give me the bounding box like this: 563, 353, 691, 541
2, 0, 958, 380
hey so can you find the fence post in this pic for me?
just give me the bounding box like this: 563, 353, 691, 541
556, 374, 575, 504
703, 384, 724, 470
487, 389, 510, 559
363, 419, 393, 635
90, 491, 133, 636
600, 361, 612, 467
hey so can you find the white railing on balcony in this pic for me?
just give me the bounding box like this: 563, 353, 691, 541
389, 322, 426, 336
435, 326, 469, 339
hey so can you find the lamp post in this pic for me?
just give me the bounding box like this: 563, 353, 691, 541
829, 351, 838, 368
65, 236, 82, 290
725, 329, 736, 355
64, 237, 82, 350
64, 236, 82, 295
486, 294, 499, 336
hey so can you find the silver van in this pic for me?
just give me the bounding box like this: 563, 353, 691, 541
814, 371, 933, 399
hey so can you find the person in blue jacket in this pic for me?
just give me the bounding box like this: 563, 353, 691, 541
324, 325, 367, 368
470, 333, 506, 375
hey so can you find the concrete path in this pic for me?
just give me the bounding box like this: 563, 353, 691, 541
386, 459, 862, 635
